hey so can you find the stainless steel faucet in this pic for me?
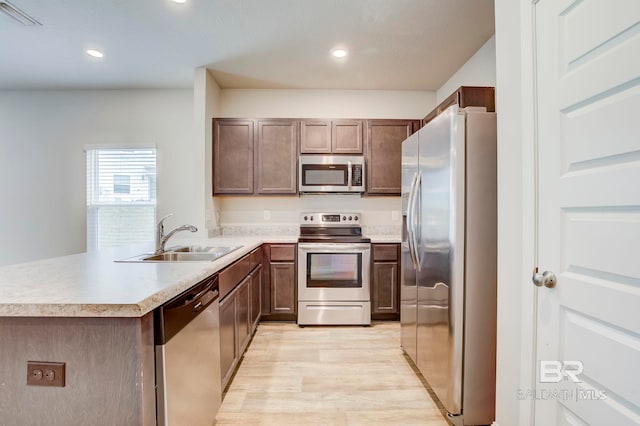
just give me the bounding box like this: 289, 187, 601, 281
155, 214, 198, 254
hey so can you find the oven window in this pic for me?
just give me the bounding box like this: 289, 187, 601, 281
302, 165, 348, 186
307, 253, 362, 288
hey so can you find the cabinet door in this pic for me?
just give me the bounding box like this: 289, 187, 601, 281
270, 262, 296, 315
372, 262, 399, 315
366, 120, 415, 195
300, 120, 331, 153
256, 119, 298, 194
213, 119, 254, 194
236, 276, 251, 355
250, 265, 262, 332
219, 292, 237, 387
332, 120, 363, 153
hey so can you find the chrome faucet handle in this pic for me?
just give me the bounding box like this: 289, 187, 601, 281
157, 213, 173, 227
155, 214, 173, 254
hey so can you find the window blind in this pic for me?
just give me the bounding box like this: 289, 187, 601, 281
86, 148, 157, 250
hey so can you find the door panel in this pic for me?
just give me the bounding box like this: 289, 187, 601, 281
535, 1, 640, 424
416, 106, 465, 416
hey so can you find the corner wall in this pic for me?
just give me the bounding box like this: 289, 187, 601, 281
494, 0, 535, 425
436, 36, 497, 103
0, 89, 195, 266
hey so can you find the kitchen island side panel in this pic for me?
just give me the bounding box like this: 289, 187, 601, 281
0, 314, 155, 426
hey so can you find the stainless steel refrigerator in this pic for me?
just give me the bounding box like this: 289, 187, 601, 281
401, 105, 497, 426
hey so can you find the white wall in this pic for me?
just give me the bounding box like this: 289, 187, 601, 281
0, 89, 195, 266
212, 88, 434, 229
194, 68, 222, 235
219, 196, 401, 228
436, 36, 497, 103
219, 89, 435, 119
494, 1, 534, 425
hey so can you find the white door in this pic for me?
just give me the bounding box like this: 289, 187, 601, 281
534, 1, 640, 425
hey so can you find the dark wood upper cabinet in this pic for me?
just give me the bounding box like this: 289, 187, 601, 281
300, 120, 331, 153
365, 120, 419, 195
332, 120, 363, 153
213, 119, 254, 195
300, 119, 363, 154
255, 119, 298, 194
422, 86, 495, 127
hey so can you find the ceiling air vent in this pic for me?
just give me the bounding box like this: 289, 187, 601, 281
0, 1, 41, 26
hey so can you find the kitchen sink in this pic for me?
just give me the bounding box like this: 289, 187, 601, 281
116, 245, 243, 263
141, 252, 220, 262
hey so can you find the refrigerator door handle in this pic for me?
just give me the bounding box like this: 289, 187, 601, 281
410, 172, 422, 271
406, 171, 419, 270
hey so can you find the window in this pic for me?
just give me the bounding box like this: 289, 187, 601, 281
113, 174, 131, 194
86, 147, 157, 250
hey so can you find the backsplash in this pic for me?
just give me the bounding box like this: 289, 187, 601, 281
221, 223, 299, 237
216, 195, 401, 227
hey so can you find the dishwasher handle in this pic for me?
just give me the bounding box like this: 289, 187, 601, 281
154, 275, 219, 345
164, 278, 217, 312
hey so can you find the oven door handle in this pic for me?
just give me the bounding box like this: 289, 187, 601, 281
298, 243, 371, 252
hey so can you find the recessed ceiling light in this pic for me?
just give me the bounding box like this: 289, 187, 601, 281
172, 0, 187, 3
331, 48, 348, 58
85, 49, 104, 58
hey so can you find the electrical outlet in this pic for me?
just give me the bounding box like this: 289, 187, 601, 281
264, 210, 270, 221
27, 361, 65, 387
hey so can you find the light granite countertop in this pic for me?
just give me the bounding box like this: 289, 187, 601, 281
0, 233, 400, 318
0, 236, 296, 318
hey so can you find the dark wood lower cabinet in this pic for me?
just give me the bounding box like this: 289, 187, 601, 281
219, 248, 263, 390
219, 290, 238, 387
250, 265, 262, 331
371, 243, 400, 320
261, 244, 297, 321
271, 262, 296, 314
236, 276, 251, 355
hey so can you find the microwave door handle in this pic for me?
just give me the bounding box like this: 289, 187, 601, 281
347, 161, 352, 190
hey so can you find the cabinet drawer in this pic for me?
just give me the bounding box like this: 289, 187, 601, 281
269, 244, 296, 261
373, 244, 398, 262
219, 254, 251, 299
250, 248, 263, 270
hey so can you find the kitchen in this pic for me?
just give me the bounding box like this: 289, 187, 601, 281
1, 1, 639, 426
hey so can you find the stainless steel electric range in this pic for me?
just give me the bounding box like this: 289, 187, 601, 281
297, 212, 371, 326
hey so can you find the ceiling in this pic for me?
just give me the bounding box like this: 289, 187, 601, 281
0, 0, 495, 90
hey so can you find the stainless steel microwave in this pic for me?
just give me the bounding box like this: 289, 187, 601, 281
299, 155, 365, 193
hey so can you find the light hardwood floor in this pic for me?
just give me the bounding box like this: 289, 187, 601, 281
215, 322, 449, 425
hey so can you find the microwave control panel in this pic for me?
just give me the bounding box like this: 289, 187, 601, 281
352, 164, 363, 186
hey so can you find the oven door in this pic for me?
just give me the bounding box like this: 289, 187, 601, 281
298, 243, 371, 301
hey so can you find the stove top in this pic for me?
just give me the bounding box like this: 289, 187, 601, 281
298, 212, 371, 243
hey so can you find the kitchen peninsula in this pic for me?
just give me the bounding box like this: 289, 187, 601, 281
0, 236, 294, 426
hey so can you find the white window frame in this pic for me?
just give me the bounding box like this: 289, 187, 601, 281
85, 144, 157, 251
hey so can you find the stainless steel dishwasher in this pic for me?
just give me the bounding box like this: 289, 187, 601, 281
154, 274, 221, 426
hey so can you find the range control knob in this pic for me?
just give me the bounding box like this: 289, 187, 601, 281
310, 216, 314, 221
354, 216, 358, 221
304, 215, 308, 221
342, 216, 346, 221
348, 216, 353, 221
